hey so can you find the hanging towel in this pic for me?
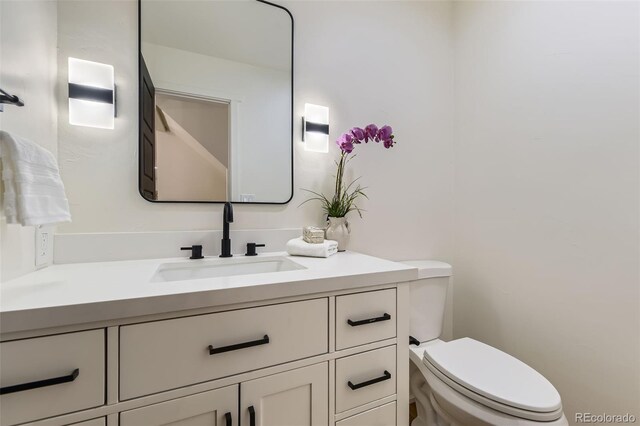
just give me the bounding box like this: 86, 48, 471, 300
286, 237, 338, 258
0, 131, 71, 226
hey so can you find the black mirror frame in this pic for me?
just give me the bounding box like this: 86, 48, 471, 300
137, 0, 295, 205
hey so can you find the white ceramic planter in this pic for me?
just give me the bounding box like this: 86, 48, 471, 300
326, 217, 351, 251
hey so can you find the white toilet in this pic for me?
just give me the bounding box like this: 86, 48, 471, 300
402, 260, 568, 426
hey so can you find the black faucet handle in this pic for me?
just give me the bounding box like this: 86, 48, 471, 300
245, 243, 266, 256
181, 245, 204, 259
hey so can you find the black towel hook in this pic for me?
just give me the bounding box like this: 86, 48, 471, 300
0, 88, 25, 108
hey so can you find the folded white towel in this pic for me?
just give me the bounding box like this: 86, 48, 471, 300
0, 131, 71, 226
286, 237, 338, 258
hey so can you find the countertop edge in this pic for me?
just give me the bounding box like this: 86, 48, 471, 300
0, 267, 418, 335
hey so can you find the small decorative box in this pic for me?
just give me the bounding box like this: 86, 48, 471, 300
303, 226, 325, 244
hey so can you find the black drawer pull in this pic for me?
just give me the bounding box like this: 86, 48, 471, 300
208, 335, 270, 355
347, 313, 391, 327
0, 368, 80, 395
224, 411, 232, 426
248, 405, 256, 426
348, 370, 391, 390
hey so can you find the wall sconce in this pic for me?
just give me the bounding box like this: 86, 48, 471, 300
302, 103, 329, 153
68, 58, 115, 129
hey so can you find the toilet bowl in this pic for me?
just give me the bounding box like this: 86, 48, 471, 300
401, 261, 568, 426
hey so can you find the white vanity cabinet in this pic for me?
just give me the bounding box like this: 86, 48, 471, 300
0, 285, 409, 426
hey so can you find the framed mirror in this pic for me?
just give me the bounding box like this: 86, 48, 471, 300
139, 0, 293, 204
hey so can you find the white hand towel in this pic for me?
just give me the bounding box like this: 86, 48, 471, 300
286, 237, 338, 258
0, 131, 71, 226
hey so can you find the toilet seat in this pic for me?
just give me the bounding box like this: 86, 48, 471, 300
422, 338, 563, 422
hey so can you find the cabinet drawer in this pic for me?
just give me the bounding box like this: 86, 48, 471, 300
0, 330, 105, 426
336, 402, 396, 426
120, 299, 328, 399
336, 289, 396, 350
335, 345, 396, 413
71, 419, 106, 426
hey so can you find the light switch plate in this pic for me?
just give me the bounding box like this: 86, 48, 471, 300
35, 225, 54, 268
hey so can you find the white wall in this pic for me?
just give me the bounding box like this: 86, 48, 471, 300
0, 0, 58, 282
289, 0, 455, 262
56, 0, 455, 264
453, 1, 640, 422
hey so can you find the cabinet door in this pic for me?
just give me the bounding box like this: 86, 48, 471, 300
120, 385, 237, 426
240, 363, 328, 426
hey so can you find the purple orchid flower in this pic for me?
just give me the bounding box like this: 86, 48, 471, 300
350, 127, 366, 143
364, 124, 378, 142
337, 132, 354, 153
377, 125, 393, 141
334, 123, 396, 153
376, 125, 395, 148
383, 137, 395, 148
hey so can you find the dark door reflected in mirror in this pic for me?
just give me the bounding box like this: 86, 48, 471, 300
139, 0, 293, 204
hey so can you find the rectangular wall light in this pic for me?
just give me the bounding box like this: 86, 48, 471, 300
302, 103, 329, 153
68, 58, 115, 129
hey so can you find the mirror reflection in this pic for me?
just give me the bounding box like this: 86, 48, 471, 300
139, 0, 293, 203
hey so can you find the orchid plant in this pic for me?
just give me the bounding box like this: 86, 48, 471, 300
302, 124, 397, 218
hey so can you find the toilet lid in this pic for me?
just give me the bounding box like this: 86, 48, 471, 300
424, 338, 562, 414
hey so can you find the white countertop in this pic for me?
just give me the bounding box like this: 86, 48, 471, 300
1, 251, 422, 334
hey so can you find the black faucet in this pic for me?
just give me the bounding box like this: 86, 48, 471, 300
220, 202, 234, 257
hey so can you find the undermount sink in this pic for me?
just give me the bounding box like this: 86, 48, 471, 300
151, 256, 306, 282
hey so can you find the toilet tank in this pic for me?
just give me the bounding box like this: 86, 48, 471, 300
400, 260, 452, 343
